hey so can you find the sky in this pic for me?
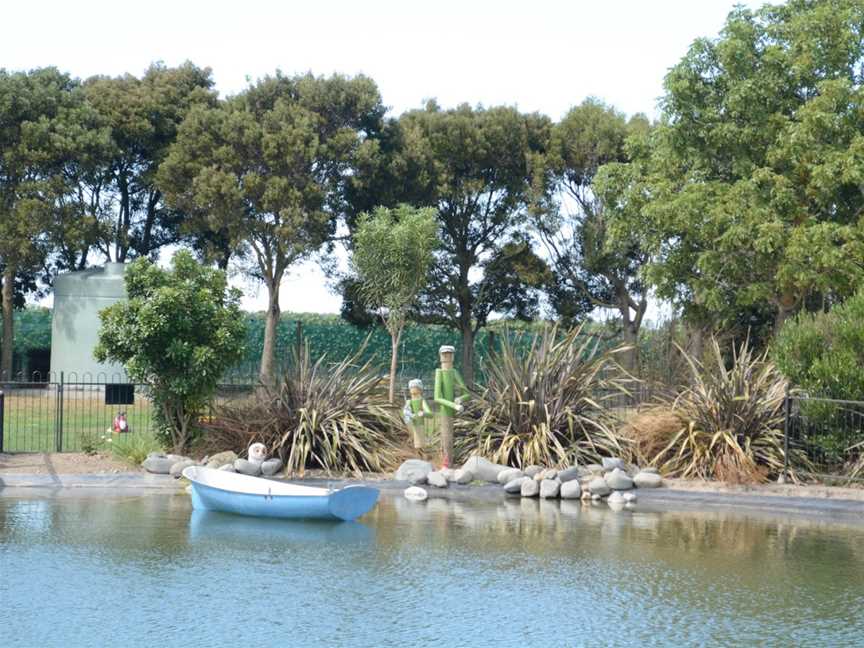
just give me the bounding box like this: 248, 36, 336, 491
5, 0, 765, 316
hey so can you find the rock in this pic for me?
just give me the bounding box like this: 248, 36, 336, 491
588, 477, 611, 496
584, 463, 604, 475
395, 459, 434, 484
560, 480, 582, 499
463, 456, 511, 482
169, 459, 197, 478
623, 492, 637, 503
207, 450, 239, 467
454, 468, 474, 485
557, 466, 581, 483
427, 471, 448, 488
605, 468, 634, 491
503, 477, 529, 494
591, 493, 602, 501
146, 451, 165, 460
520, 479, 540, 497
540, 479, 560, 499
608, 491, 626, 511
234, 458, 262, 476
523, 465, 543, 478
602, 457, 627, 471
404, 486, 428, 502
641, 466, 659, 474
218, 464, 236, 472
633, 471, 663, 488
165, 454, 188, 464
441, 468, 457, 482
497, 468, 524, 485
142, 456, 175, 474
261, 458, 283, 476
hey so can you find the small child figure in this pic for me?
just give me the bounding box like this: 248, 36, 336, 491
403, 379, 432, 456
112, 411, 130, 434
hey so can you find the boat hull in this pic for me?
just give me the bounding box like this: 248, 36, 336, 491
183, 467, 379, 522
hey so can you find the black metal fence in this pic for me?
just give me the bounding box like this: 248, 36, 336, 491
0, 373, 256, 453
785, 394, 864, 482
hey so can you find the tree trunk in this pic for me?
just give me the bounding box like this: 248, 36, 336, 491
259, 279, 281, 386
461, 325, 475, 387
1, 265, 14, 380
388, 326, 403, 404
774, 298, 798, 335
621, 321, 639, 374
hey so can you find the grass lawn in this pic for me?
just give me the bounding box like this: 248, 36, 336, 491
0, 387, 155, 452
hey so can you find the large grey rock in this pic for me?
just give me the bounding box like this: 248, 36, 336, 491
623, 492, 637, 503
503, 477, 529, 494
497, 468, 524, 485
261, 458, 283, 476
463, 456, 511, 482
427, 471, 448, 488
523, 465, 543, 478
602, 457, 627, 471
206, 451, 238, 469
454, 468, 474, 485
146, 451, 165, 460
588, 477, 611, 496
169, 459, 197, 478
607, 491, 626, 510
557, 466, 581, 483
441, 468, 457, 482
634, 471, 663, 488
605, 468, 634, 491
520, 478, 540, 497
560, 480, 582, 499
540, 479, 560, 499
218, 464, 236, 472
142, 456, 175, 474
234, 458, 262, 476
584, 463, 604, 475
395, 459, 434, 484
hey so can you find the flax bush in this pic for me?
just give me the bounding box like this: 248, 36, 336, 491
457, 324, 630, 468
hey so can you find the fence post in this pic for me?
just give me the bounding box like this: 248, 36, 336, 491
0, 390, 4, 453
782, 385, 790, 480
55, 372, 65, 452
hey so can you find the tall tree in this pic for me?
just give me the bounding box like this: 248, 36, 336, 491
78, 62, 216, 265
0, 68, 83, 378
351, 204, 438, 403
534, 98, 651, 370
642, 0, 864, 334
159, 72, 385, 383
349, 102, 551, 384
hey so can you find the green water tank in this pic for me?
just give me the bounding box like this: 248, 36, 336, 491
50, 262, 128, 382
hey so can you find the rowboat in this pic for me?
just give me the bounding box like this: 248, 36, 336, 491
182, 466, 379, 522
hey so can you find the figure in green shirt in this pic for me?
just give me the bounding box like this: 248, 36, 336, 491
434, 345, 468, 468
403, 378, 432, 456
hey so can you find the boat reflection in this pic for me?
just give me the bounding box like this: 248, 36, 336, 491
188, 509, 374, 545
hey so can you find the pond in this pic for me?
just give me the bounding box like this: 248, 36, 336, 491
1, 492, 863, 647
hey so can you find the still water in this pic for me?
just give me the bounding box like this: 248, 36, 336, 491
1, 492, 863, 647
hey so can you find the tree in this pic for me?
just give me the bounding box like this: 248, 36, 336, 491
94, 251, 245, 452
0, 68, 84, 379
642, 0, 864, 335
534, 98, 651, 371
351, 204, 438, 403
159, 72, 385, 384
72, 62, 216, 266
349, 102, 551, 384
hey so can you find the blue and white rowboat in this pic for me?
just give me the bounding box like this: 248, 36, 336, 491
182, 466, 379, 522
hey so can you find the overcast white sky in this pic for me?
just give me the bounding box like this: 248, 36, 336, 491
5, 0, 763, 315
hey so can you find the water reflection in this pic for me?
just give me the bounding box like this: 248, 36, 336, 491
1, 493, 863, 647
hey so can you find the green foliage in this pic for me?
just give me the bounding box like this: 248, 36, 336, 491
201, 341, 403, 475
775, 290, 864, 400
624, 0, 864, 331
108, 433, 165, 466
458, 324, 628, 468
654, 339, 799, 483
94, 251, 246, 452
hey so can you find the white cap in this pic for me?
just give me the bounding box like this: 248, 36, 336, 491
439, 345, 456, 354
408, 379, 423, 390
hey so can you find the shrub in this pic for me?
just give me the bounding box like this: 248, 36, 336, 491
108, 433, 164, 466
200, 341, 404, 475
652, 338, 802, 483
457, 324, 630, 468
